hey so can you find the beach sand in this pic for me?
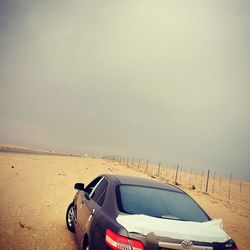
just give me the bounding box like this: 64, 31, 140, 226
0, 152, 249, 249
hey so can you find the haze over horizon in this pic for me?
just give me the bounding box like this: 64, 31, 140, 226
0, 0, 249, 179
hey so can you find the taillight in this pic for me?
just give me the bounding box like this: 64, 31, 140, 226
105, 228, 144, 250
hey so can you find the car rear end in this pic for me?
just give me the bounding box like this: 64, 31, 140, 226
108, 176, 238, 250
105, 229, 238, 250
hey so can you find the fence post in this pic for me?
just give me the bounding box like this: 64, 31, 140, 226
205, 169, 210, 193
157, 162, 161, 176
229, 173, 232, 184
175, 165, 179, 184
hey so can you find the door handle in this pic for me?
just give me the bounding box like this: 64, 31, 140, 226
88, 209, 95, 222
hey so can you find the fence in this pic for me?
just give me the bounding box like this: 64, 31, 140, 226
103, 155, 250, 206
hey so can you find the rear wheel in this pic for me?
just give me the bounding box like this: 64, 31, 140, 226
66, 202, 75, 233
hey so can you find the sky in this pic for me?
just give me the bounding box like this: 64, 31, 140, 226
0, 0, 249, 179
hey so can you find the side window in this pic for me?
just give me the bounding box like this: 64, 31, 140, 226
97, 190, 107, 207
85, 177, 102, 195
91, 177, 109, 206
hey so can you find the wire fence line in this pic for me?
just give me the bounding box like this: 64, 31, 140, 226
103, 155, 249, 203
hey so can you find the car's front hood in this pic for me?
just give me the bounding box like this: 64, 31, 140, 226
116, 214, 230, 243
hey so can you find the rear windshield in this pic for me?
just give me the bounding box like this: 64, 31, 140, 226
117, 185, 209, 222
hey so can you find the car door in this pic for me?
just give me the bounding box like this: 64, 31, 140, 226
87, 177, 109, 249
76, 176, 109, 248
75, 177, 102, 247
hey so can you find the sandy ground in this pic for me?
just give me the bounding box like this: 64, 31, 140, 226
0, 152, 249, 250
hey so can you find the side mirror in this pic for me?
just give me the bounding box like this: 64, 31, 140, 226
74, 183, 85, 191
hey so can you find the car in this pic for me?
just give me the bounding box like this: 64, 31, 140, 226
66, 174, 238, 250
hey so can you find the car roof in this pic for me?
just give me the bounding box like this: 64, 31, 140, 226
104, 174, 183, 193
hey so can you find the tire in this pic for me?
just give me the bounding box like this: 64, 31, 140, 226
66, 202, 75, 233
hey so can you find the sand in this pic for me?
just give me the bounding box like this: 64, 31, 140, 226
0, 152, 249, 250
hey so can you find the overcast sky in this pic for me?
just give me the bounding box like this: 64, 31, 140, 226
0, 0, 249, 179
